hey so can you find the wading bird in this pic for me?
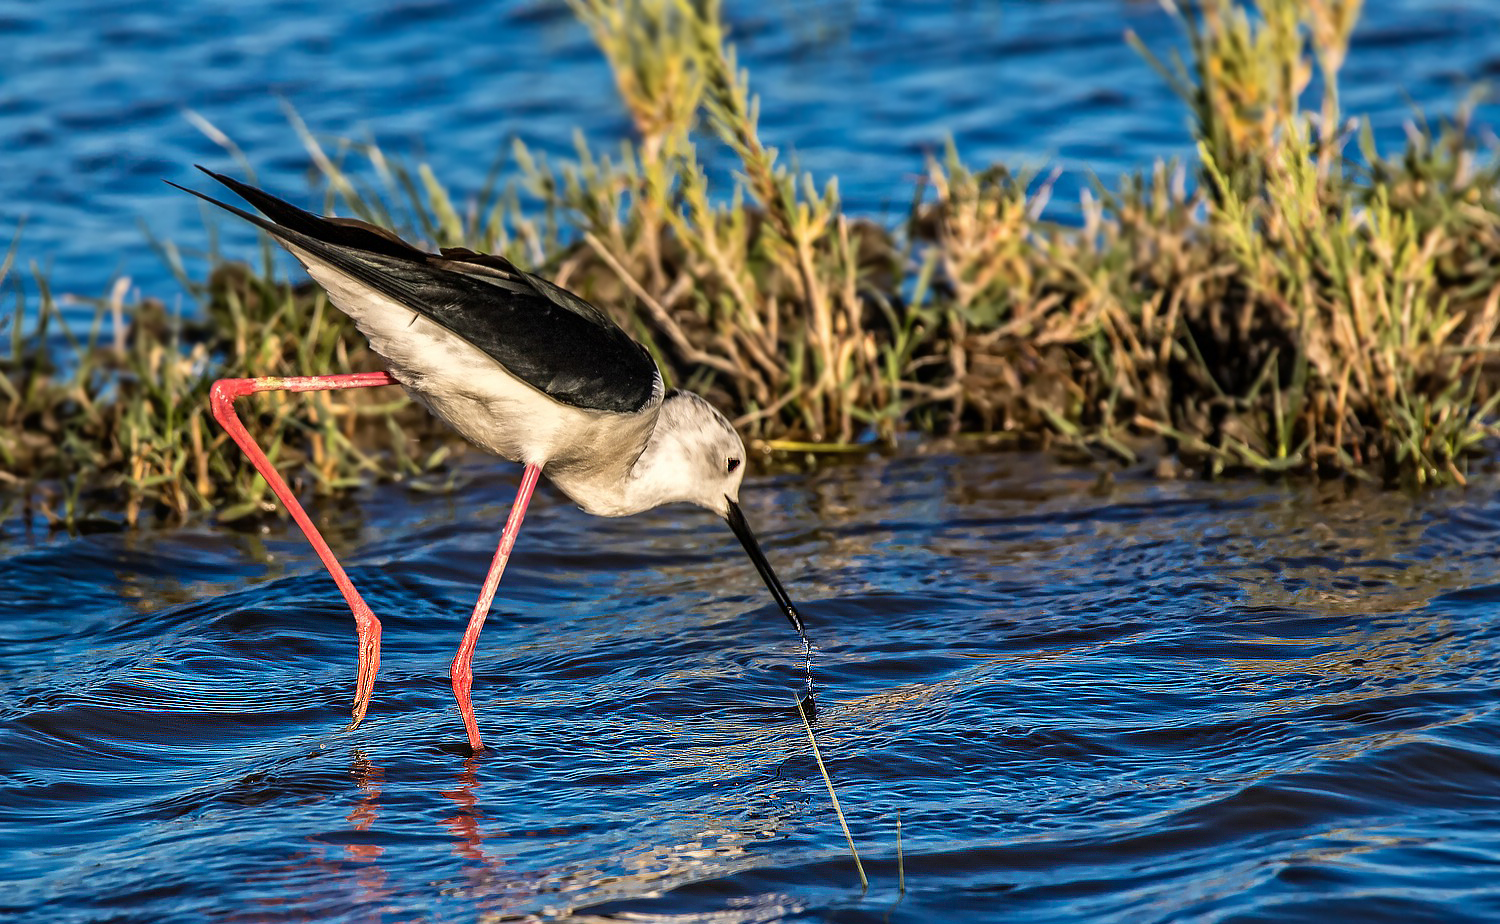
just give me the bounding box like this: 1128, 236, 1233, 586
173, 167, 810, 752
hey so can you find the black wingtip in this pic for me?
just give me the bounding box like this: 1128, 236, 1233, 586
193, 164, 264, 204
194, 164, 236, 185
175, 166, 429, 262
165, 173, 288, 241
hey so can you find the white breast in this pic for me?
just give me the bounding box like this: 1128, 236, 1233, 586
292, 246, 661, 510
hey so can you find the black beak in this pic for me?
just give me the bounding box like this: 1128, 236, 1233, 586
725, 499, 807, 636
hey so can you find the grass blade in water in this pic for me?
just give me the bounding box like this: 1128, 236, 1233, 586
796, 696, 866, 891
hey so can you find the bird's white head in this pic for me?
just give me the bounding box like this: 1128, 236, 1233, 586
631, 389, 808, 639
633, 390, 747, 517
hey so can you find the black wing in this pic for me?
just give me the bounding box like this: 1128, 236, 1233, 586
171, 167, 659, 414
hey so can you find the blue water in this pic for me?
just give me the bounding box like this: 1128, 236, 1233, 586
6, 454, 1500, 920
7, 1, 1500, 920
2, 0, 1498, 313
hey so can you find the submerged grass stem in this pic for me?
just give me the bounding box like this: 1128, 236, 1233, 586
797, 695, 867, 892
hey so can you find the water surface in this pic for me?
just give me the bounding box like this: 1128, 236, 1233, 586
4, 452, 1500, 920
2, 0, 1498, 313
6, 2, 1500, 920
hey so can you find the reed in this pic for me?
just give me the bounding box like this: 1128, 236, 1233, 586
3, 0, 1497, 526
796, 695, 867, 891
896, 811, 905, 896
0, 252, 450, 527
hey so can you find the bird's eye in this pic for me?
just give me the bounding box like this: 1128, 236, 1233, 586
726, 457, 741, 474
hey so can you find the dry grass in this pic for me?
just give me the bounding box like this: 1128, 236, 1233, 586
4, 0, 1498, 527
0, 259, 450, 528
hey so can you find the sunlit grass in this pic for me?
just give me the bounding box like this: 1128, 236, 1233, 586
3, 0, 1498, 528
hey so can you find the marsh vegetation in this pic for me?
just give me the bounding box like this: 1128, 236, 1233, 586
3, 0, 1497, 527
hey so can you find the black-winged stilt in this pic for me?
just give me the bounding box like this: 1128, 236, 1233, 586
173, 167, 810, 752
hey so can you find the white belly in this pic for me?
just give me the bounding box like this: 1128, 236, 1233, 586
295, 249, 659, 510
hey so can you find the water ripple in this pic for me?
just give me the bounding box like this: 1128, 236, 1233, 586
5, 453, 1500, 919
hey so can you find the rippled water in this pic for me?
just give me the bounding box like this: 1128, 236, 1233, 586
8, 1, 1500, 920
5, 453, 1500, 920
3, 0, 1499, 311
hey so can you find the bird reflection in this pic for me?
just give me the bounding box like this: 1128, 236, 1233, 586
346, 752, 385, 862
343, 751, 393, 912
247, 750, 791, 917
239, 751, 396, 919
441, 756, 491, 867
439, 756, 558, 915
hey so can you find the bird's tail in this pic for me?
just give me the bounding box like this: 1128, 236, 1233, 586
166, 166, 422, 262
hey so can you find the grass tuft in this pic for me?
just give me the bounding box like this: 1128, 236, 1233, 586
4, 0, 1500, 526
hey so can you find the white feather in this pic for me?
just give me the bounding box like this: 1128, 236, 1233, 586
286, 245, 756, 518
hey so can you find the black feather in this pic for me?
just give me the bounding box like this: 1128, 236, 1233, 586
171, 167, 659, 414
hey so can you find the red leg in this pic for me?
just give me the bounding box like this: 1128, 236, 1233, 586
210, 372, 398, 730
452, 463, 543, 753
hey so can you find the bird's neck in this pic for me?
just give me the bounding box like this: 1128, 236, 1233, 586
614, 419, 692, 515
541, 411, 686, 518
